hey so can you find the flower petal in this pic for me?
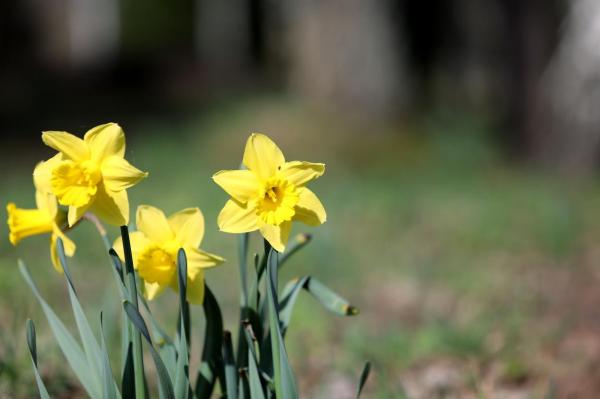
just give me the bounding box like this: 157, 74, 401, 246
112, 231, 150, 267
293, 187, 326, 226
144, 281, 166, 301
50, 229, 76, 273
101, 156, 148, 192
259, 221, 291, 252
280, 161, 325, 186
136, 205, 174, 242
186, 273, 205, 304
242, 133, 285, 180
218, 199, 259, 233
35, 190, 57, 218
168, 208, 205, 248
90, 185, 129, 226
42, 131, 89, 161
84, 123, 125, 161
68, 203, 92, 227
186, 248, 224, 278
212, 169, 260, 203
33, 154, 63, 194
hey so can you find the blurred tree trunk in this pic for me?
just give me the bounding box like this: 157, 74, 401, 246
532, 0, 600, 174
285, 0, 409, 121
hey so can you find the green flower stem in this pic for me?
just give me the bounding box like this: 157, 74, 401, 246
121, 225, 146, 399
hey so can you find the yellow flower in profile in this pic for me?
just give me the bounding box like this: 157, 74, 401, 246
38, 123, 147, 227
213, 133, 326, 252
6, 160, 76, 272
113, 205, 224, 304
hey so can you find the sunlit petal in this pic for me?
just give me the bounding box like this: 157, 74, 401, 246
90, 185, 128, 226
42, 131, 89, 161
242, 133, 285, 180
293, 187, 326, 226
102, 155, 148, 192
84, 123, 125, 161
217, 199, 259, 233
136, 205, 174, 242
259, 221, 291, 252
168, 207, 205, 248
212, 169, 260, 203
280, 161, 325, 186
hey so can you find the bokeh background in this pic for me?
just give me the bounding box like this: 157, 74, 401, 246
3, 0, 600, 397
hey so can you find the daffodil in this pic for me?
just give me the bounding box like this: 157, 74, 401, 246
38, 123, 147, 227
113, 205, 224, 304
213, 133, 326, 252
7, 160, 76, 272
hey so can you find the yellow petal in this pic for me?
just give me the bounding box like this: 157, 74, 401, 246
186, 248, 224, 278
7, 203, 55, 245
68, 203, 91, 227
51, 160, 99, 208
33, 154, 63, 194
259, 221, 291, 252
212, 169, 260, 203
35, 190, 57, 218
280, 161, 325, 186
90, 185, 129, 226
218, 199, 259, 233
50, 229, 76, 273
242, 133, 285, 180
42, 131, 89, 161
144, 281, 166, 301
168, 208, 205, 248
186, 273, 205, 304
293, 187, 326, 226
136, 205, 174, 242
84, 123, 125, 161
101, 156, 148, 192
112, 231, 150, 267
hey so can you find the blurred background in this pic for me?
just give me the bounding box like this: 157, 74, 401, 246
3, 0, 600, 397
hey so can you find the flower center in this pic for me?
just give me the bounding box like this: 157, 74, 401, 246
51, 160, 102, 207
256, 178, 299, 225
6, 203, 54, 245
137, 244, 176, 285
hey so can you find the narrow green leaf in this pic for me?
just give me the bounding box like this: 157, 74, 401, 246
176, 248, 190, 344
265, 245, 298, 399
123, 300, 175, 399
305, 277, 359, 316
174, 323, 190, 399
19, 261, 97, 398
236, 233, 250, 386
355, 361, 371, 399
120, 226, 146, 399
222, 331, 237, 399
99, 313, 119, 399
242, 323, 266, 399
248, 348, 266, 399
121, 344, 135, 399
195, 284, 224, 398
25, 319, 50, 399
56, 238, 104, 398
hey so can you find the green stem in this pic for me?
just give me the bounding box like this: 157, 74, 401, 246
121, 225, 146, 399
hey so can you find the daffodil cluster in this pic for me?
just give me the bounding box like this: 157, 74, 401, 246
12, 127, 361, 399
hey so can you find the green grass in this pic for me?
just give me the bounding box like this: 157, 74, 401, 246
1, 95, 598, 397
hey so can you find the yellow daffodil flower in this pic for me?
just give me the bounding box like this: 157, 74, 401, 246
38, 123, 148, 227
7, 161, 76, 272
213, 133, 326, 252
113, 205, 224, 304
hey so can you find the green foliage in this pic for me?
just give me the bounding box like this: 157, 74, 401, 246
20, 219, 362, 398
